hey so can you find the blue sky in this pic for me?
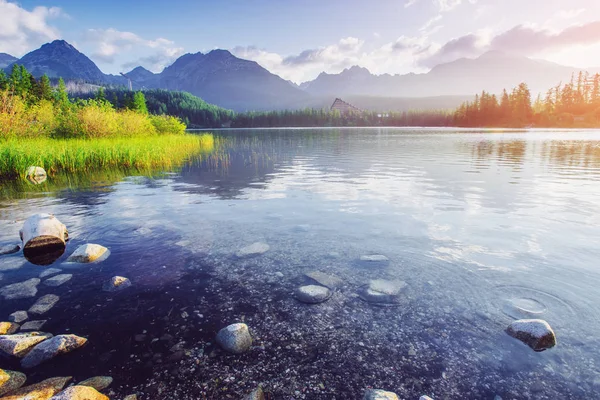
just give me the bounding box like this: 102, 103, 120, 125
2, 0, 600, 82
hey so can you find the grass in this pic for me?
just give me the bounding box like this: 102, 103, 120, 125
0, 133, 215, 179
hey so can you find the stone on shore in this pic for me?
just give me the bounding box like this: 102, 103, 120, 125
2, 376, 71, 400
49, 385, 109, 400
44, 275, 72, 287
0, 322, 20, 335
66, 244, 109, 263
102, 276, 132, 292
0, 245, 20, 256
360, 255, 389, 262
20, 320, 47, 331
243, 386, 265, 400
294, 285, 332, 304
0, 279, 40, 300
0, 332, 53, 357
304, 271, 343, 289
506, 319, 556, 352
29, 295, 60, 315
363, 389, 400, 400
0, 369, 27, 396
21, 334, 87, 368
40, 268, 62, 279
236, 242, 270, 258
9, 311, 28, 324
77, 376, 113, 391
26, 166, 47, 185
216, 323, 252, 354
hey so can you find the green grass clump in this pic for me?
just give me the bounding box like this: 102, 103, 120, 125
0, 133, 214, 178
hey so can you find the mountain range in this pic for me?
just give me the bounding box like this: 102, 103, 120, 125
4, 40, 597, 112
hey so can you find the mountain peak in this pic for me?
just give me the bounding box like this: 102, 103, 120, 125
0, 53, 18, 69
45, 39, 77, 51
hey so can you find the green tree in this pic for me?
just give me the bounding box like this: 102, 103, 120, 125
132, 91, 148, 114
55, 78, 70, 108
38, 74, 53, 101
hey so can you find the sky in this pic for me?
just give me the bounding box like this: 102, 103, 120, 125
1, 0, 600, 83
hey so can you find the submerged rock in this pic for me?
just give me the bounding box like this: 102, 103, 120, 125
363, 389, 399, 400
50, 385, 109, 400
369, 279, 407, 295
0, 322, 20, 335
304, 271, 343, 289
9, 311, 28, 324
2, 376, 71, 400
77, 376, 113, 391
506, 319, 556, 352
21, 334, 87, 368
0, 279, 40, 300
20, 320, 47, 331
66, 244, 109, 263
102, 276, 132, 292
360, 255, 389, 262
0, 369, 26, 396
43, 274, 72, 287
359, 279, 407, 306
40, 268, 62, 279
243, 386, 265, 400
236, 242, 270, 258
0, 332, 53, 357
294, 285, 332, 304
216, 323, 252, 354
0, 245, 20, 256
29, 294, 60, 315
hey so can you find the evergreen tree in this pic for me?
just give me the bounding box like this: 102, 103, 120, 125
132, 91, 148, 114
38, 75, 53, 101
55, 78, 70, 108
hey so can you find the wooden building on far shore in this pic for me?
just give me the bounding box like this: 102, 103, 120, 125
330, 98, 361, 114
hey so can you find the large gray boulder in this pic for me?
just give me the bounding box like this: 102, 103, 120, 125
77, 376, 113, 391
0, 322, 20, 335
304, 271, 343, 289
21, 334, 87, 368
1, 376, 71, 400
506, 319, 556, 352
44, 274, 72, 287
8, 311, 28, 324
0, 369, 26, 396
0, 332, 53, 357
216, 323, 252, 354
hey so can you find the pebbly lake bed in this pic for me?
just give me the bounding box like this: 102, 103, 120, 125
1, 128, 600, 399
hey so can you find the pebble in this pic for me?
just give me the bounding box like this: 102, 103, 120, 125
29, 294, 60, 315
294, 285, 332, 304
123, 395, 138, 400
0, 322, 20, 335
1, 376, 71, 399
0, 279, 40, 300
44, 274, 73, 287
0, 369, 26, 396
67, 244, 109, 263
40, 268, 62, 278
506, 319, 556, 352
0, 245, 20, 256
235, 242, 270, 258
363, 389, 400, 399
9, 311, 28, 324
420, 396, 434, 400
304, 271, 343, 289
244, 385, 265, 400
77, 376, 113, 391
21, 334, 88, 368
0, 332, 53, 357
216, 323, 253, 354
360, 255, 389, 262
20, 320, 47, 331
102, 276, 132, 292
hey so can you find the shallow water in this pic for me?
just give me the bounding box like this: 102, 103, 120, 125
1, 128, 600, 399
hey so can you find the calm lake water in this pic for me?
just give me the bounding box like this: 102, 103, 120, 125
1, 128, 600, 399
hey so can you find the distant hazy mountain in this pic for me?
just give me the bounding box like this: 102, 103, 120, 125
0, 53, 17, 69
124, 66, 157, 86
302, 51, 594, 97
158, 49, 309, 111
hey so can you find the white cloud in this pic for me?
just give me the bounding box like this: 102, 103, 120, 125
0, 0, 65, 56
83, 28, 184, 72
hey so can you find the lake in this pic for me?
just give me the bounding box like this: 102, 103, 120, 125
1, 128, 599, 399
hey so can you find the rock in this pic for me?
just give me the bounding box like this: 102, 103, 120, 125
50, 386, 109, 399
359, 279, 407, 306
360, 255, 389, 262
216, 323, 252, 354
123, 395, 137, 400
243, 386, 265, 400
235, 242, 270, 258
44, 275, 72, 287
29, 295, 60, 315
21, 334, 87, 368
0, 258, 24, 272
363, 389, 399, 400
368, 279, 407, 295
420, 396, 434, 400
0, 369, 27, 396
294, 285, 332, 304
102, 276, 132, 292
9, 311, 28, 324
506, 319, 557, 352
0, 322, 20, 334
40, 268, 62, 278
20, 214, 68, 266
77, 376, 113, 391
1, 376, 71, 400
304, 271, 343, 289
0, 279, 41, 300
20, 321, 47, 331
66, 244, 109, 263
0, 245, 20, 256
26, 166, 47, 185
0, 332, 53, 357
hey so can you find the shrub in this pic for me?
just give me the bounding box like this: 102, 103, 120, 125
150, 115, 186, 135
